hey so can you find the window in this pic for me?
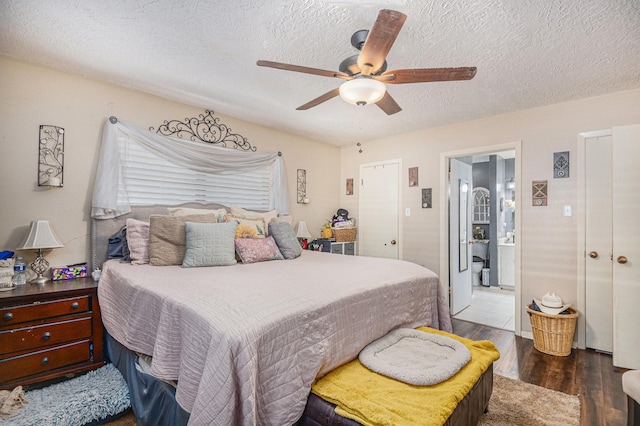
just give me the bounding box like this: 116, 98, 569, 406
472, 187, 490, 224
118, 137, 271, 210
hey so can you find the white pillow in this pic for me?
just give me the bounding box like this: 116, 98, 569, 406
168, 207, 228, 221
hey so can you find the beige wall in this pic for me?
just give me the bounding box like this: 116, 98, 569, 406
339, 88, 640, 334
0, 57, 340, 274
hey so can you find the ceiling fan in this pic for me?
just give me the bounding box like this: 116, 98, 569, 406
257, 9, 477, 115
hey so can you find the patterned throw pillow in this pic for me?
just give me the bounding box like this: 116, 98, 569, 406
182, 221, 238, 267
224, 214, 266, 239
235, 236, 284, 264
268, 222, 302, 259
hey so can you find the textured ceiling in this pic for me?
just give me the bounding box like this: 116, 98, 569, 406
1, 0, 639, 146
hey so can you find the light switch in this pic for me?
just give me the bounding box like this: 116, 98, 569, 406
563, 205, 572, 216
405, 208, 411, 216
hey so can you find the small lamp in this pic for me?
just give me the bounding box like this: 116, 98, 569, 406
16, 220, 64, 284
296, 221, 312, 249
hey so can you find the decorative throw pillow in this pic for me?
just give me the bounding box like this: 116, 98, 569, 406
126, 218, 150, 265
148, 214, 218, 266
224, 214, 266, 239
235, 236, 284, 264
168, 207, 228, 221
268, 222, 302, 259
229, 205, 278, 233
107, 225, 127, 259
182, 221, 238, 268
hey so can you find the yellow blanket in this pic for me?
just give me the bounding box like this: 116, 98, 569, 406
311, 327, 500, 426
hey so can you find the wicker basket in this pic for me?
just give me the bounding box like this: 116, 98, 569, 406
331, 227, 357, 242
527, 305, 578, 356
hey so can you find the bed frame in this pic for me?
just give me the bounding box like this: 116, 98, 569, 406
92, 204, 493, 425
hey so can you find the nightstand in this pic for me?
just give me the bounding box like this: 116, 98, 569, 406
0, 278, 105, 390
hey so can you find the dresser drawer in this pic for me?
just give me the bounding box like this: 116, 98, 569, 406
0, 340, 92, 383
0, 316, 92, 355
0, 296, 89, 326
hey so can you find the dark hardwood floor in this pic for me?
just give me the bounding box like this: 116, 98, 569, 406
452, 318, 628, 426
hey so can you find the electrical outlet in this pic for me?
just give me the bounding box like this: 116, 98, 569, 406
563, 205, 572, 216
405, 208, 411, 216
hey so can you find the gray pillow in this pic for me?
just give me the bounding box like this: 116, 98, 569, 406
268, 222, 302, 259
182, 221, 238, 267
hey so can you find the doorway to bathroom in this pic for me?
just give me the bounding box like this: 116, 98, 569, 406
440, 143, 521, 334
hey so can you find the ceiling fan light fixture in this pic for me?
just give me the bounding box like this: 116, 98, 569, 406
339, 78, 386, 106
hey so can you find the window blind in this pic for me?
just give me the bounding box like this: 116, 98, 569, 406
118, 136, 272, 210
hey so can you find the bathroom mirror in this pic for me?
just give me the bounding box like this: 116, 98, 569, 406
459, 179, 469, 272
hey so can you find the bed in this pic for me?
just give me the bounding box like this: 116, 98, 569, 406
92, 203, 491, 426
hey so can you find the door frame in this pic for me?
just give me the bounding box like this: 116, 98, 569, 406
576, 129, 612, 350
358, 158, 403, 260
439, 141, 522, 336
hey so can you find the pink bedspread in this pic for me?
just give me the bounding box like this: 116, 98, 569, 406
98, 251, 451, 425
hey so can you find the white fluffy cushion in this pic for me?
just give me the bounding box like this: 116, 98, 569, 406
182, 221, 238, 267
358, 328, 471, 386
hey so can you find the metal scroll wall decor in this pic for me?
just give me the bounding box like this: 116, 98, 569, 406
149, 110, 257, 152
297, 169, 308, 204
38, 125, 64, 187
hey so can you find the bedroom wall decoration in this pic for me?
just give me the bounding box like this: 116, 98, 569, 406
532, 180, 548, 206
409, 167, 419, 187
422, 188, 432, 208
297, 169, 309, 204
553, 151, 569, 178
346, 178, 354, 195
38, 125, 64, 187
149, 109, 257, 152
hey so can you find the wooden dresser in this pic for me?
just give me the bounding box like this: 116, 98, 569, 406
0, 278, 104, 390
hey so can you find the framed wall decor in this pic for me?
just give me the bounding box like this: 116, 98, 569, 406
553, 151, 569, 178
409, 167, 418, 187
422, 188, 432, 208
532, 180, 548, 206
346, 178, 354, 195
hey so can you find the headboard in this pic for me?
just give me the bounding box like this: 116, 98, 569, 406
91, 202, 229, 270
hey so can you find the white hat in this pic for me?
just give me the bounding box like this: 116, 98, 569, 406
534, 292, 572, 315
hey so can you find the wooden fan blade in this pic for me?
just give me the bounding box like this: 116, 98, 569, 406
357, 9, 407, 76
296, 88, 341, 110
381, 67, 477, 84
376, 91, 402, 115
257, 60, 349, 79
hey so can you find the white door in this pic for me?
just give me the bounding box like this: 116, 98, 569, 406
359, 161, 400, 259
585, 134, 613, 353
612, 125, 640, 369
450, 158, 473, 315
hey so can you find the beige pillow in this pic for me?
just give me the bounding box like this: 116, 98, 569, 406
224, 214, 266, 239
168, 207, 228, 220
272, 214, 293, 225
149, 214, 218, 266
229, 205, 278, 230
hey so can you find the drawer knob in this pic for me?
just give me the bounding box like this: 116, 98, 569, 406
70, 302, 79, 310
3, 312, 12, 321
42, 332, 51, 341
41, 357, 49, 366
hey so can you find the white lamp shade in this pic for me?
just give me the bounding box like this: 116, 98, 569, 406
296, 221, 312, 239
339, 78, 386, 106
16, 221, 64, 250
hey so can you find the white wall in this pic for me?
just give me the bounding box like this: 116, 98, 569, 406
0, 57, 340, 274
339, 88, 640, 336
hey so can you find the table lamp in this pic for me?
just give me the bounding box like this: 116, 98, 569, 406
296, 221, 312, 249
16, 220, 64, 284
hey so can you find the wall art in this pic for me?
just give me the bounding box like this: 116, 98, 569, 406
553, 151, 569, 178
409, 167, 418, 187
532, 180, 548, 206
422, 188, 432, 208
346, 178, 354, 195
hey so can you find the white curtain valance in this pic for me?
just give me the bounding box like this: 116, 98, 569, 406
91, 118, 289, 219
